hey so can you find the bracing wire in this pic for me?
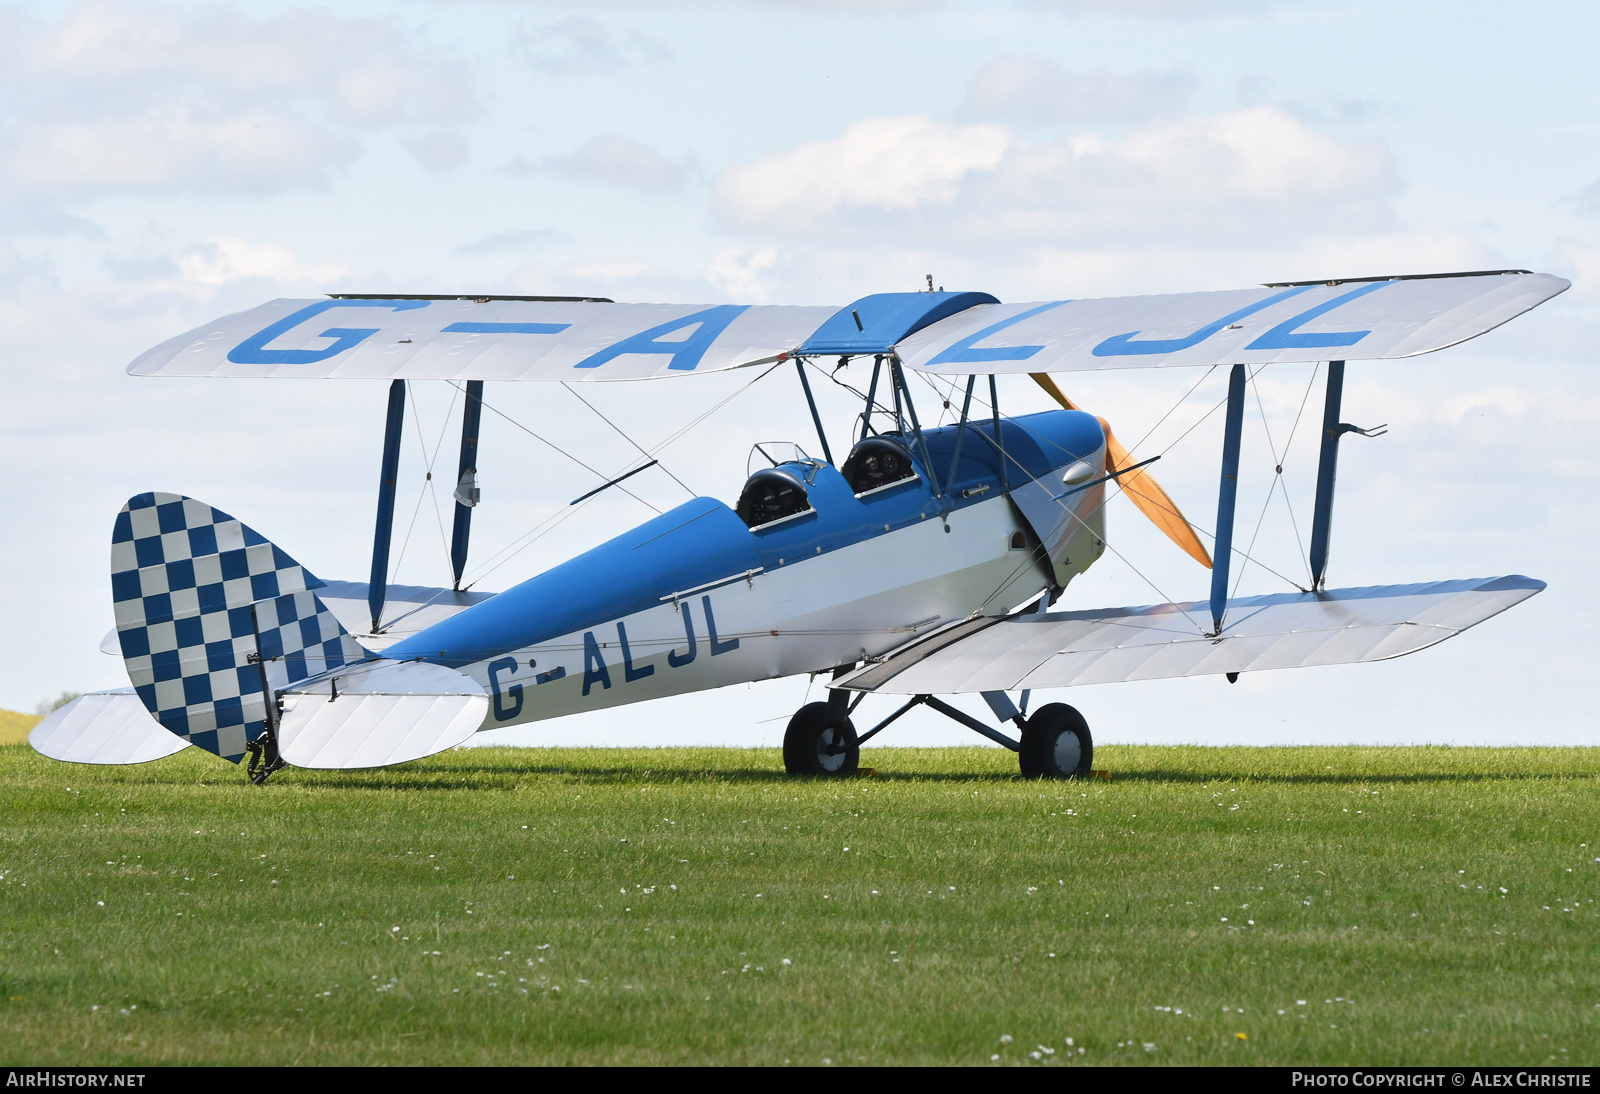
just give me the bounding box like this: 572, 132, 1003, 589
919, 371, 1208, 631
455, 361, 787, 591
561, 381, 696, 497
444, 380, 659, 515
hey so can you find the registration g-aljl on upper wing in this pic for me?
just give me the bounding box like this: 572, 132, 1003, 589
126, 271, 1570, 384
128, 296, 840, 381
897, 271, 1570, 374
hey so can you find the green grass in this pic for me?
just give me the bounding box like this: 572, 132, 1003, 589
2, 743, 1598, 1066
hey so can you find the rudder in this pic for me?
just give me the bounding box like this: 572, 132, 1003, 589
111, 492, 367, 763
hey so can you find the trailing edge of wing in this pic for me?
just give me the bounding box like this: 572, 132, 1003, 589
836, 576, 1545, 694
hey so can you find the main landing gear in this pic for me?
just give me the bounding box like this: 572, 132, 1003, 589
782, 688, 1092, 779
782, 701, 859, 776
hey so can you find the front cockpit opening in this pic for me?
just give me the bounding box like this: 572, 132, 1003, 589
736, 467, 815, 530
840, 435, 918, 497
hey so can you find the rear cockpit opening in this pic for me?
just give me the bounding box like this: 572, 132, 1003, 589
840, 435, 918, 497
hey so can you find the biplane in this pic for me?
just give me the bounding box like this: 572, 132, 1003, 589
30, 270, 1567, 781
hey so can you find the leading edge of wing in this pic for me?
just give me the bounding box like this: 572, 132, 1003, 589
897, 272, 1570, 375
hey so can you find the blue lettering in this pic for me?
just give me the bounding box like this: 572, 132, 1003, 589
1092, 286, 1312, 357
442, 321, 570, 335
582, 632, 612, 695
1244, 281, 1389, 351
926, 301, 1067, 365
227, 299, 429, 365
488, 657, 523, 721
703, 595, 739, 656
617, 621, 654, 682
668, 603, 697, 668
574, 305, 750, 372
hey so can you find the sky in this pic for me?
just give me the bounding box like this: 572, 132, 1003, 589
2, 0, 1597, 750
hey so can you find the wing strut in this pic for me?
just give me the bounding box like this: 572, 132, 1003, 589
368, 379, 405, 631
795, 360, 834, 465
1209, 364, 1247, 634
1308, 360, 1387, 589
450, 380, 484, 590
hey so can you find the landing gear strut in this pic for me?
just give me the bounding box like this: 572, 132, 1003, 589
782, 702, 859, 777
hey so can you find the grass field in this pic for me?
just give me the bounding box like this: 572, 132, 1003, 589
2, 742, 1597, 1066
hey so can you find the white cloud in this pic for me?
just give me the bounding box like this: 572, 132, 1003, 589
103, 237, 351, 297
1571, 178, 1600, 218
1024, 0, 1300, 16
9, 110, 360, 193
402, 131, 470, 173
1549, 241, 1600, 304
174, 238, 348, 288
960, 56, 1197, 125
715, 106, 1394, 247
715, 116, 1011, 228
0, 2, 476, 196
455, 229, 563, 256
510, 16, 671, 73
705, 247, 778, 301
540, 135, 686, 192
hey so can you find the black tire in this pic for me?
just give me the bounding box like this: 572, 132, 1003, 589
1018, 703, 1092, 779
782, 701, 859, 777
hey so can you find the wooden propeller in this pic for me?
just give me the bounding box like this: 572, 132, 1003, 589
1030, 373, 1213, 570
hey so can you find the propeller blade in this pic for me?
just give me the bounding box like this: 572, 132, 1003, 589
1030, 373, 1213, 570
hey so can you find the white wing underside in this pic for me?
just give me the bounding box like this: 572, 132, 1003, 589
837, 577, 1544, 694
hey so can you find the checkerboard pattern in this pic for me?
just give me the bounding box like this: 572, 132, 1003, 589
111, 492, 367, 763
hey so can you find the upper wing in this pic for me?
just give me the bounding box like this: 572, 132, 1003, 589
126, 272, 1568, 382
129, 298, 837, 381
836, 576, 1544, 694
897, 272, 1569, 374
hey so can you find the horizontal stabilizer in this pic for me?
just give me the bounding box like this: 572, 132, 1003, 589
277, 660, 488, 769
312, 580, 496, 651
838, 576, 1544, 693
29, 689, 191, 765
98, 579, 497, 655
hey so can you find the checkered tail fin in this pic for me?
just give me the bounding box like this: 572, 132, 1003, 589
111, 492, 370, 763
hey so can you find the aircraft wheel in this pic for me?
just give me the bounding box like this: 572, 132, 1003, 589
782, 701, 859, 777
1019, 703, 1092, 779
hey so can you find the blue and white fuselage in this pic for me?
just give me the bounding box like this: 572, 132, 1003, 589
383, 409, 1107, 732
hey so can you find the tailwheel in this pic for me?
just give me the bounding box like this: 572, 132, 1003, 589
782, 701, 859, 777
1019, 703, 1092, 779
